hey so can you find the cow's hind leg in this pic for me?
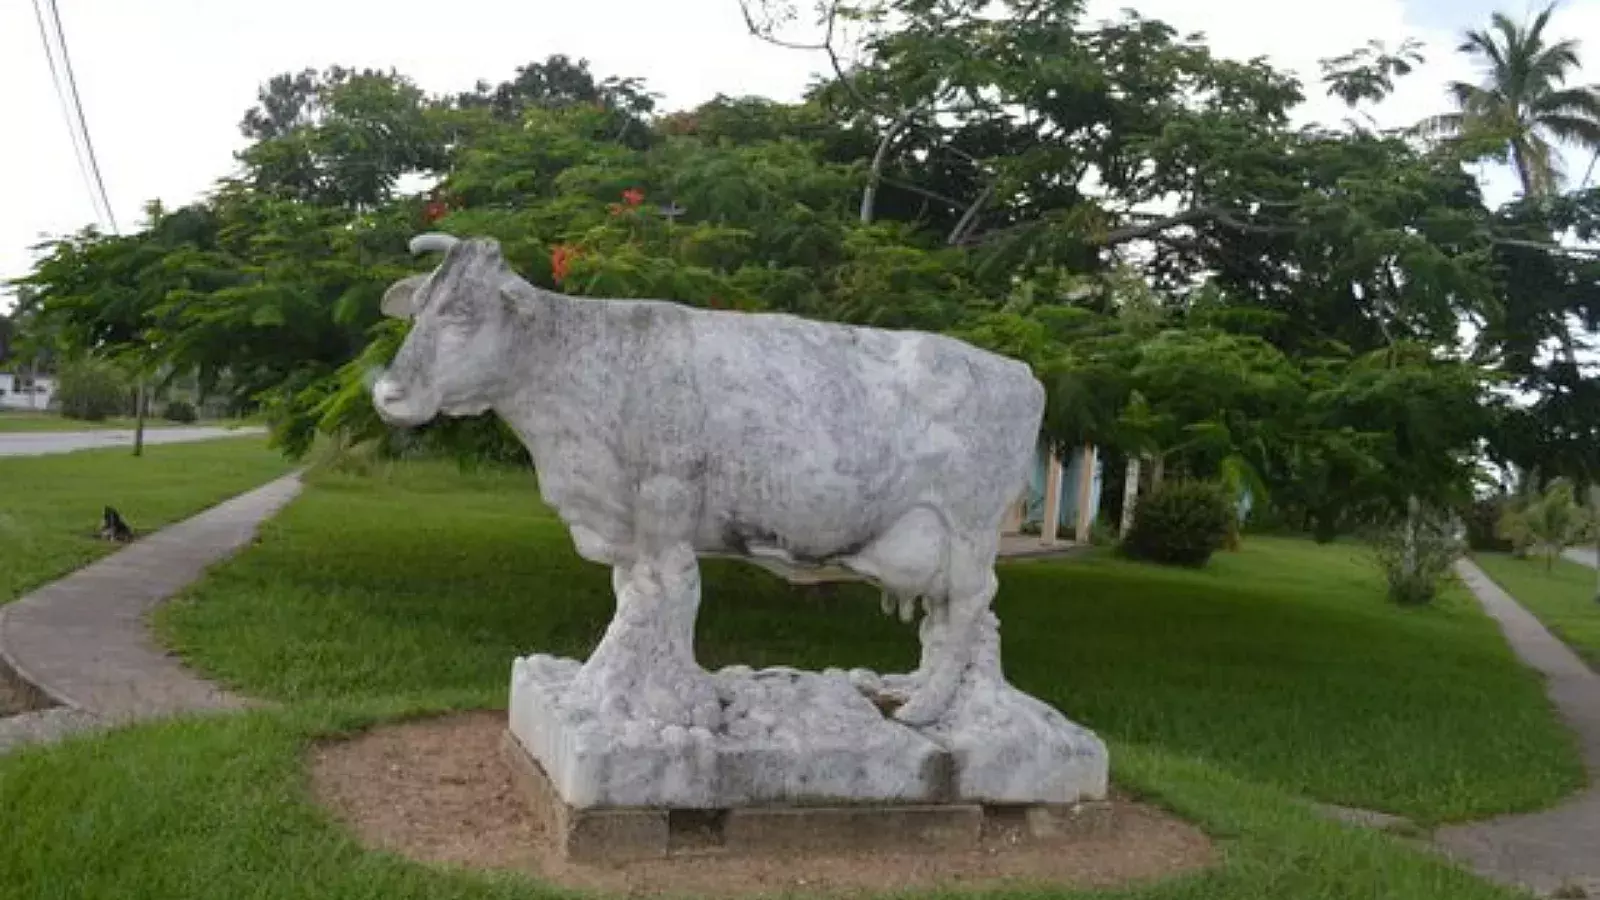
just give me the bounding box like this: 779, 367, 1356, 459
892, 535, 999, 727
841, 507, 955, 710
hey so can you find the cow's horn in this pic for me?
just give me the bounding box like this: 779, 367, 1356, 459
409, 232, 460, 255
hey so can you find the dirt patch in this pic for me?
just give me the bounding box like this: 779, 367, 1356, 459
309, 711, 1216, 898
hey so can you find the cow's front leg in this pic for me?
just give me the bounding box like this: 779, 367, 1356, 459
568, 541, 722, 730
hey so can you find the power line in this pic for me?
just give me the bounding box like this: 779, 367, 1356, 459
32, 0, 117, 234
28, 0, 107, 230
45, 0, 116, 233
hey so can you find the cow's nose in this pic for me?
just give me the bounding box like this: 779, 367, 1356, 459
372, 379, 406, 408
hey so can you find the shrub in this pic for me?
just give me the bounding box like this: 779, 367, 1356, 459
1498, 479, 1595, 570
161, 400, 198, 423
1123, 479, 1234, 567
55, 358, 128, 421
1371, 500, 1464, 605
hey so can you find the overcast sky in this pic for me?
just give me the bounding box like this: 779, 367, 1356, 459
4, 0, 1600, 311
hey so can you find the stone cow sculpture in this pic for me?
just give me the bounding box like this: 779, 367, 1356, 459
370, 232, 1046, 728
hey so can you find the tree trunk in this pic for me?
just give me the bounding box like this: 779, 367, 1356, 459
133, 378, 146, 458
1511, 140, 1539, 199
1120, 456, 1141, 536
1150, 456, 1165, 491
1403, 494, 1420, 581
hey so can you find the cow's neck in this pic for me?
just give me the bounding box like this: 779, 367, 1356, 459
489, 283, 605, 456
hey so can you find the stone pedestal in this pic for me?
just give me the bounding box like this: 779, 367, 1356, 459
507, 650, 1109, 819
502, 730, 1117, 862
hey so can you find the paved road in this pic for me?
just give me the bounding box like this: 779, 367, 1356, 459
0, 426, 265, 458
1564, 547, 1598, 569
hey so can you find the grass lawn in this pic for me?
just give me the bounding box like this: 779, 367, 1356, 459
0, 704, 1529, 900
151, 463, 1583, 826
1475, 552, 1600, 668
0, 438, 293, 605
0, 460, 1580, 899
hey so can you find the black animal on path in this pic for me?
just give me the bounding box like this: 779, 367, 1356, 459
98, 506, 133, 543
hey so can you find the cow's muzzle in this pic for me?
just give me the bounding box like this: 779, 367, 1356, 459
369, 371, 438, 427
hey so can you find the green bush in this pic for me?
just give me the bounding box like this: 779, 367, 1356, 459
1123, 479, 1235, 567
54, 359, 128, 422
161, 400, 198, 423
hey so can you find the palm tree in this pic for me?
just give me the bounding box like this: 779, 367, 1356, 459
1421, 3, 1600, 198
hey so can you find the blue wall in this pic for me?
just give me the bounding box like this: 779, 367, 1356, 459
1022, 441, 1103, 530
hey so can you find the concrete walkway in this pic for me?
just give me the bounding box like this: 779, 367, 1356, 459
1564, 547, 1598, 569
0, 473, 302, 752
0, 425, 264, 458
1433, 559, 1600, 897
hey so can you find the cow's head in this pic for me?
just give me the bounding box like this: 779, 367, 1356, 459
369, 232, 520, 427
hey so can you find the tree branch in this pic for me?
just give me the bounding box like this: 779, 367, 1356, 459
861, 109, 920, 224
1492, 236, 1600, 256
741, 0, 997, 210
1102, 206, 1298, 245
956, 204, 1301, 249
946, 183, 994, 244
875, 174, 970, 211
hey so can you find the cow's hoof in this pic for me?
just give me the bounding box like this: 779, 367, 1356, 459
890, 664, 964, 727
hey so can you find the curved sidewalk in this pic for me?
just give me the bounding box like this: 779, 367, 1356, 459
0, 473, 302, 751
1434, 559, 1600, 897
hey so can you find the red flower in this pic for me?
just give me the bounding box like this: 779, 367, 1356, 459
550, 244, 579, 285
707, 295, 724, 309
621, 188, 645, 207
423, 199, 448, 223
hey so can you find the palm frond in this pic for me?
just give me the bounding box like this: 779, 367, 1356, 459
1528, 38, 1584, 85
1531, 86, 1600, 119
1460, 25, 1511, 75
1538, 113, 1600, 151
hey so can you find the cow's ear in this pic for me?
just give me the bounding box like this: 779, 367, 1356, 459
381, 275, 428, 319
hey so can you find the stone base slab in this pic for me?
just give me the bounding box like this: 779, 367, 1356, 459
510, 654, 1109, 810
502, 730, 1116, 862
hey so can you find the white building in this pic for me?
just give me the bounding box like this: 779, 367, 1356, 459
0, 371, 55, 410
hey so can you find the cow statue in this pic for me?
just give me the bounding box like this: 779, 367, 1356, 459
370, 232, 1046, 732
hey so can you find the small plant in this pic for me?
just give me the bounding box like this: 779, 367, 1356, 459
1371, 499, 1463, 605
1498, 478, 1595, 570
161, 400, 198, 423
304, 431, 390, 480
1088, 517, 1119, 548
54, 357, 128, 422
1122, 479, 1234, 567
